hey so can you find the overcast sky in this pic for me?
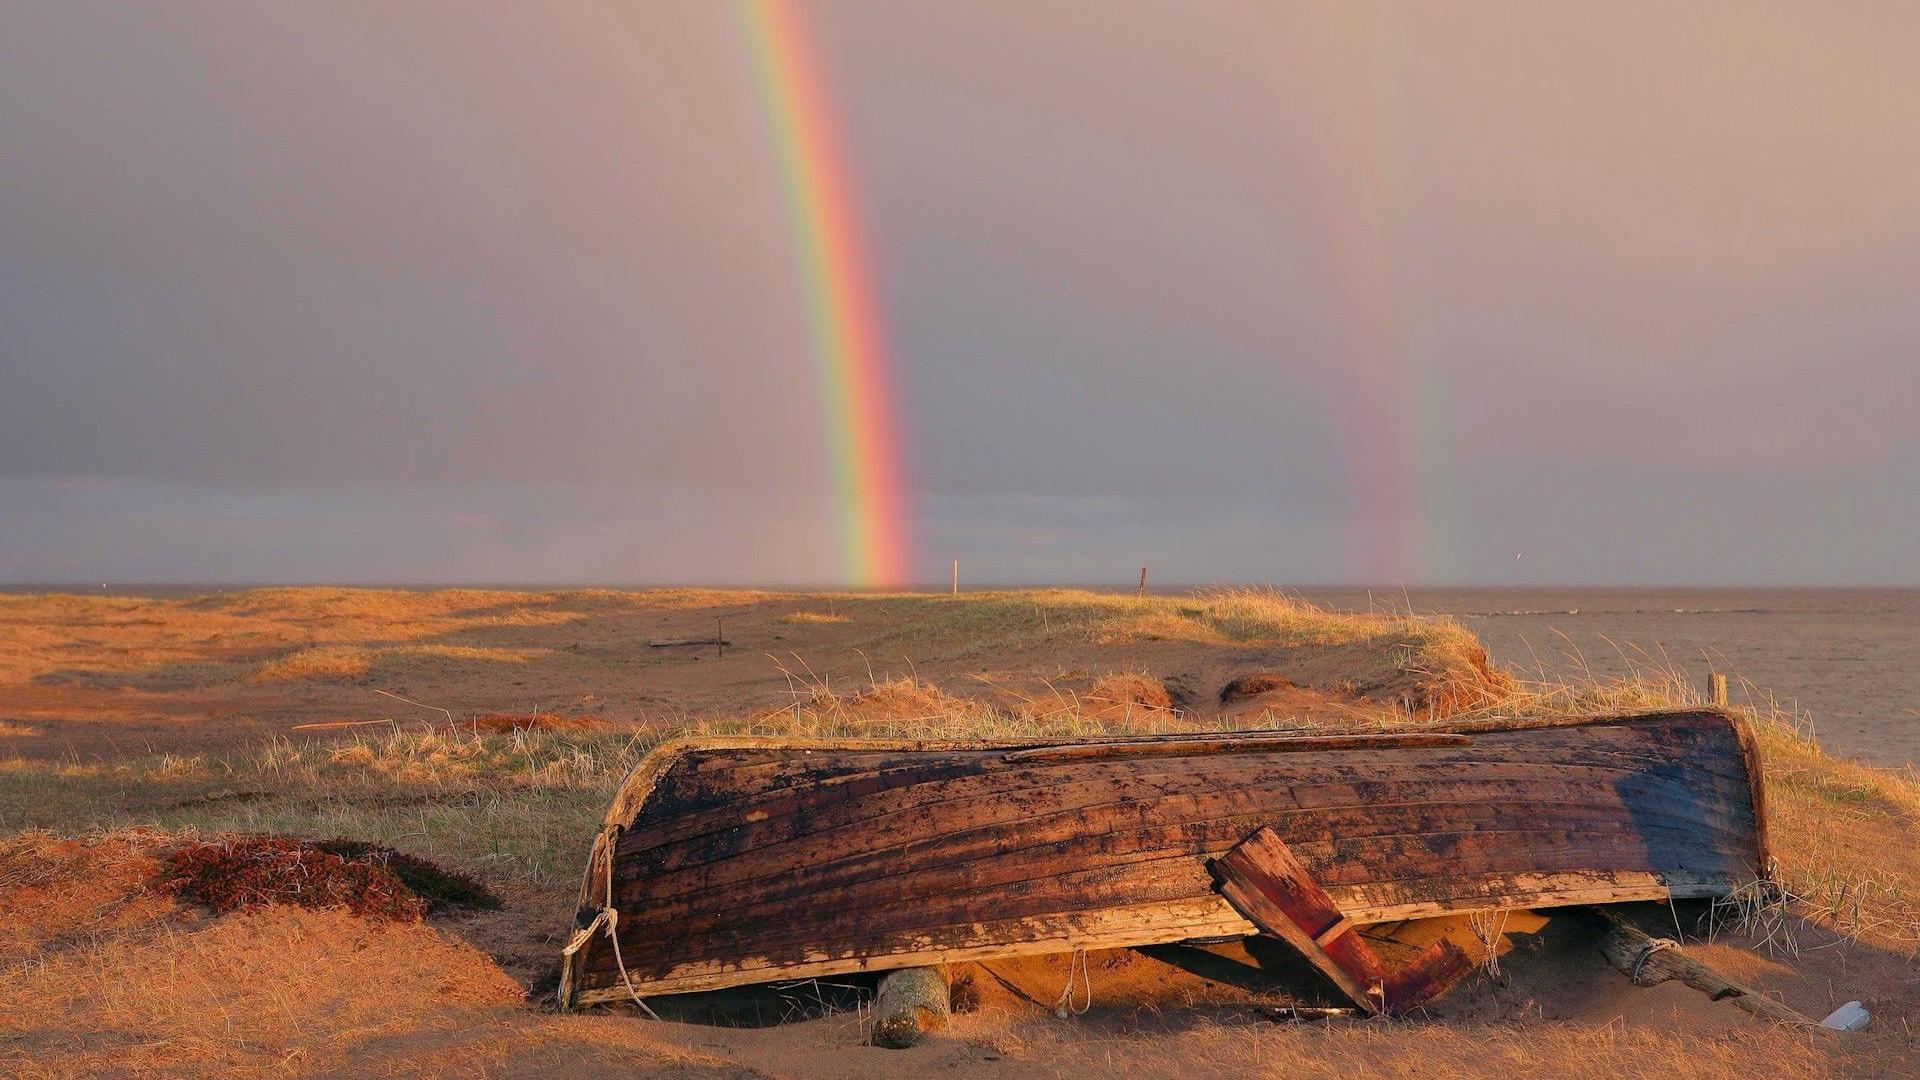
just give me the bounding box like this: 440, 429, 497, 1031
4, 2, 1918, 586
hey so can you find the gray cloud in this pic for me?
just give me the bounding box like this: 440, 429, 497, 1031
3, 2, 1917, 585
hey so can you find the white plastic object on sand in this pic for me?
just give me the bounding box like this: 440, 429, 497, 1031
1820, 1001, 1870, 1031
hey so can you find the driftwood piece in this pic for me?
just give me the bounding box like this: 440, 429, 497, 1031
869, 965, 949, 1048
1214, 827, 1472, 1014
1589, 907, 1817, 1025
647, 637, 731, 648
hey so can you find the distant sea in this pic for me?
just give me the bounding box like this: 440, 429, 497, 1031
8, 583, 1915, 771
1297, 587, 1920, 772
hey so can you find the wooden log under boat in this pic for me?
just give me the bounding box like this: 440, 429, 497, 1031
559, 709, 1768, 1007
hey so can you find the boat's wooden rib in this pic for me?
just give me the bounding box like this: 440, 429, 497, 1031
559, 709, 1768, 1006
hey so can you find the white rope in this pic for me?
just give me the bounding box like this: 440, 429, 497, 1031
1469, 909, 1511, 978
1631, 937, 1682, 984
602, 908, 661, 1019
597, 826, 659, 1020
1054, 948, 1092, 1018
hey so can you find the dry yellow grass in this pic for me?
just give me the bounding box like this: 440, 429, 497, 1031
747, 672, 1202, 743
250, 643, 544, 683
869, 586, 1474, 652
0, 587, 574, 686
3, 904, 520, 1077
1023, 1015, 1841, 1080
249, 645, 372, 681
782, 610, 852, 624
0, 585, 1504, 732
0, 831, 178, 961
1085, 671, 1175, 715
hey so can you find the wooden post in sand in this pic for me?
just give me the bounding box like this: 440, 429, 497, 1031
1708, 673, 1728, 707
1138, 566, 1148, 596
869, 966, 949, 1048
952, 560, 959, 595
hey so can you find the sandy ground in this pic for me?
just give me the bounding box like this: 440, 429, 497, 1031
8, 837, 1912, 1080
7, 829, 1911, 1080
2, 587, 1916, 1078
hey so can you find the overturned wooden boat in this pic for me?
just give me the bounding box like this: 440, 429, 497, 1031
559, 709, 1767, 1007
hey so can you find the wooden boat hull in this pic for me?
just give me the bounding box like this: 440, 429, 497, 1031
560, 710, 1767, 1005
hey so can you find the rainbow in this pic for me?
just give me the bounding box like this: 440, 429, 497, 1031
1271, 7, 1437, 584
733, 0, 912, 587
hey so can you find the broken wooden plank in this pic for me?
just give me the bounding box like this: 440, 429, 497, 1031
1213, 826, 1471, 1014
1589, 906, 1817, 1025
1379, 937, 1477, 1012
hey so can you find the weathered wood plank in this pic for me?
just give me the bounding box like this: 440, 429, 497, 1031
620, 733, 1755, 861
610, 819, 1747, 958
622, 715, 1749, 847
1213, 826, 1471, 1014
562, 710, 1767, 1004
618, 766, 1756, 893
613, 868, 1738, 981
1214, 828, 1383, 1007
616, 760, 1754, 889
573, 896, 1255, 1002
614, 807, 1758, 941
576, 870, 1736, 1002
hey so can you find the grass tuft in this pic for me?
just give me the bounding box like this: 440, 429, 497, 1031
251, 646, 371, 682
780, 610, 850, 624
250, 644, 543, 683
